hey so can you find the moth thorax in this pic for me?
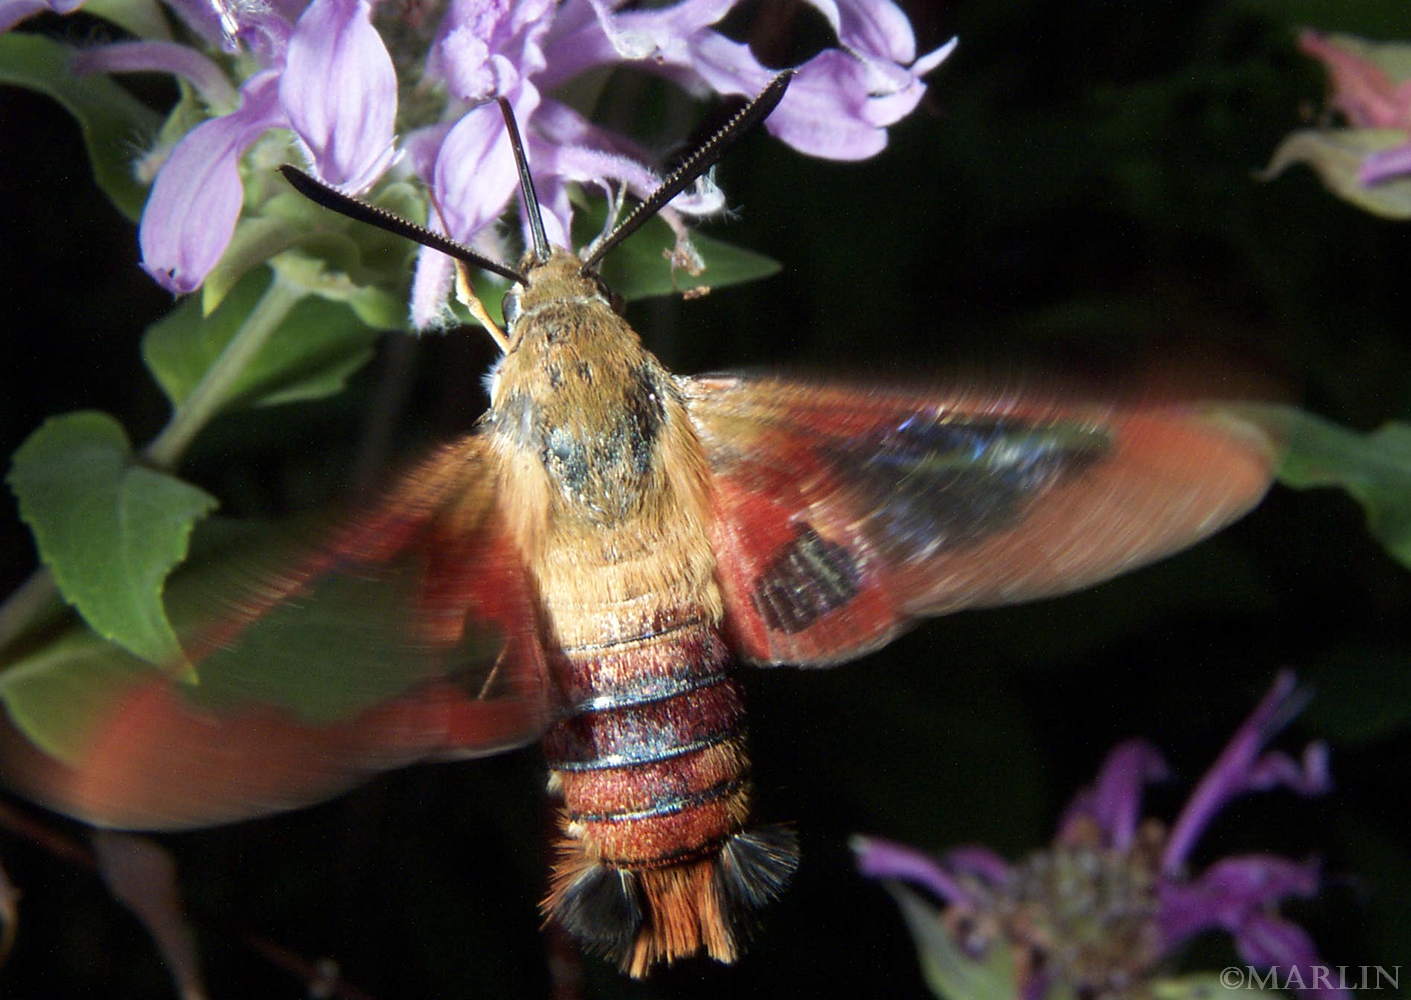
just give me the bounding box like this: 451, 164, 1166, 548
493, 351, 672, 525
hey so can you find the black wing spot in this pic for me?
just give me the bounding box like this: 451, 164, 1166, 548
751, 523, 861, 633
842, 417, 1110, 563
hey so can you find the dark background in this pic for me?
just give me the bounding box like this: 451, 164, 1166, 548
3, 0, 1410, 997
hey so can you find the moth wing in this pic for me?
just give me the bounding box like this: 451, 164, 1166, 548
0, 436, 554, 830
683, 374, 1275, 666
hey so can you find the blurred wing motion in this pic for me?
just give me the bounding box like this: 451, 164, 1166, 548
685, 374, 1276, 665
0, 375, 1277, 829
0, 438, 552, 830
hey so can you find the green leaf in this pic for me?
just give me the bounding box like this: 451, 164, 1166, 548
886, 884, 1017, 1000
1237, 405, 1411, 567
340, 283, 407, 331
168, 544, 499, 725
573, 203, 781, 301
200, 214, 304, 315
268, 247, 407, 330
247, 185, 422, 329
7, 413, 217, 667
0, 627, 155, 763
143, 266, 382, 412
1262, 128, 1411, 219
1282, 411, 1411, 565
0, 34, 161, 220
0, 517, 501, 759
83, 0, 173, 41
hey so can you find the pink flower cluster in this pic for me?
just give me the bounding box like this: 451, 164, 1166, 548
2, 0, 954, 326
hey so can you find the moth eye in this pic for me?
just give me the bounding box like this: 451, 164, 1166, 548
502, 290, 522, 327
586, 272, 623, 314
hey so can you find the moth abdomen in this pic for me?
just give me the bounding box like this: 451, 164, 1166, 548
542, 621, 748, 861
542, 617, 796, 975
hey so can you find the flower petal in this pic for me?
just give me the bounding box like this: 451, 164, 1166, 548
852, 835, 978, 907
409, 245, 456, 330
1161, 672, 1329, 874
1, 0, 52, 33
1236, 915, 1351, 1000
240, 9, 294, 65
404, 122, 454, 182
585, 0, 735, 63
139, 71, 285, 293
941, 846, 1012, 889
1298, 30, 1411, 130
72, 41, 239, 112
1057, 739, 1168, 851
812, 0, 911, 59
806, 0, 956, 93
1247, 741, 1331, 796
538, 0, 949, 162
281, 0, 398, 192
1360, 141, 1411, 186
536, 140, 714, 216
913, 38, 957, 77
159, 0, 233, 49
439, 30, 508, 101
432, 87, 542, 244
1158, 854, 1320, 946
771, 48, 886, 160
522, 168, 571, 249
429, 0, 553, 96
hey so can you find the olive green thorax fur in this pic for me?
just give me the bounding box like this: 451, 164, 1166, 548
483, 251, 676, 527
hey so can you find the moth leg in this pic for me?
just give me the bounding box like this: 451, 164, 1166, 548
453, 260, 509, 352
475, 644, 511, 701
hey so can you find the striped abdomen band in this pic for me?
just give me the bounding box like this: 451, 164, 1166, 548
542, 618, 751, 868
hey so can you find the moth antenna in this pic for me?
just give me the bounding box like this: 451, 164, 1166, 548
277, 165, 528, 285
495, 97, 551, 265
580, 70, 794, 273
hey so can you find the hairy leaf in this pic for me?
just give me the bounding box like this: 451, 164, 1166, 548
143, 266, 381, 412
7, 413, 216, 666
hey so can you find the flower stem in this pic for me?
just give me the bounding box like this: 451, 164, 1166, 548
0, 274, 306, 657
0, 569, 60, 656
142, 273, 306, 469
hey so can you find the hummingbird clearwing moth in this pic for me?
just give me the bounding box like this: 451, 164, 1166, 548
0, 73, 1276, 976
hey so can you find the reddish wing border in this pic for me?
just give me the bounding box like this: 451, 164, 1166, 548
684, 374, 1276, 666
1, 437, 554, 830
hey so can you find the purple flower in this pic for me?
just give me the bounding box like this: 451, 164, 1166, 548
404, 0, 956, 326
137, 70, 288, 292
1298, 30, 1411, 187
280, 0, 398, 192
10, 0, 952, 320
133, 0, 397, 292
0, 0, 82, 33
71, 42, 238, 111
857, 672, 1343, 1000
